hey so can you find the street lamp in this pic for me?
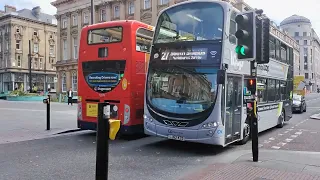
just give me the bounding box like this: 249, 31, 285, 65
28, 40, 32, 93
91, 0, 94, 24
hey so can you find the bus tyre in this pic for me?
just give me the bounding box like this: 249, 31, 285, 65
238, 123, 250, 145
276, 110, 285, 128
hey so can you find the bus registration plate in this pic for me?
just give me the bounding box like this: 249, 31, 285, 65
168, 135, 185, 141
86, 103, 98, 117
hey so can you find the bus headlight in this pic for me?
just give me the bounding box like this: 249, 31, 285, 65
202, 122, 218, 128
143, 114, 153, 122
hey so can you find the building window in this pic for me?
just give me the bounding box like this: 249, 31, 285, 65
144, 0, 151, 9
296, 40, 299, 44
39, 58, 43, 69
160, 0, 169, 5
305, 73, 309, 79
114, 6, 120, 18
50, 58, 55, 70
34, 58, 38, 69
72, 71, 77, 92
136, 28, 153, 53
128, 1, 135, 14
280, 46, 287, 62
16, 27, 20, 33
62, 72, 67, 92
303, 32, 307, 36
72, 15, 78, 26
100, 9, 106, 21
275, 39, 280, 60
62, 18, 67, 28
49, 45, 54, 55
83, 12, 89, 24
229, 11, 237, 44
63, 39, 68, 60
17, 54, 21, 67
33, 31, 38, 36
16, 40, 21, 50
294, 32, 299, 36
33, 43, 39, 53
73, 37, 78, 59
6, 41, 9, 50
304, 40, 308, 45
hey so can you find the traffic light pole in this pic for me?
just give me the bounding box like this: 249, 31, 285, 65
250, 60, 259, 162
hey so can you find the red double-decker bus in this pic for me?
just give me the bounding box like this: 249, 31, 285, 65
77, 20, 154, 134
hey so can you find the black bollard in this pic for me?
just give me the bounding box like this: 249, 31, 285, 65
96, 102, 110, 180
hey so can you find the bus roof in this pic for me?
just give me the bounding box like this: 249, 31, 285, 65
83, 20, 154, 31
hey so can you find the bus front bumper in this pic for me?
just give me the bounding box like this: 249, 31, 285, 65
77, 120, 144, 134
144, 121, 224, 145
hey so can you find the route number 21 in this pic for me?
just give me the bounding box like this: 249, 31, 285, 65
161, 52, 170, 60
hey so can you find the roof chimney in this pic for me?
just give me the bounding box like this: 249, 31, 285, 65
32, 6, 41, 19
4, 5, 16, 13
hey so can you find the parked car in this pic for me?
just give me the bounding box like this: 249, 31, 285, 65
292, 94, 306, 113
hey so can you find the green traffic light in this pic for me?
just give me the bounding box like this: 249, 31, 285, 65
235, 45, 246, 56
120, 73, 124, 78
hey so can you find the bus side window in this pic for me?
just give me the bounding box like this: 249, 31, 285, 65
136, 28, 154, 53
229, 11, 237, 44
257, 78, 267, 103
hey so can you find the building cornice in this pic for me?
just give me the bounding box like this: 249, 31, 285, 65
51, 0, 74, 7
0, 14, 57, 27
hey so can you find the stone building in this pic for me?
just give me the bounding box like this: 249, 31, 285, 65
0, 5, 57, 93
280, 15, 320, 92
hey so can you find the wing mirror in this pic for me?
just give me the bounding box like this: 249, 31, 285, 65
217, 70, 225, 85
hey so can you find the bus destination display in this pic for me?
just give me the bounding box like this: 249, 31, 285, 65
160, 48, 208, 61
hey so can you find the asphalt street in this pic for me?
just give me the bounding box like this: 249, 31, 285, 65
0, 93, 320, 180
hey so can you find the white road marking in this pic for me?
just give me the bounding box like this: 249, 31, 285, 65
269, 137, 275, 140
306, 97, 320, 102
271, 146, 281, 149
284, 131, 289, 133
278, 142, 287, 146
264, 140, 271, 144
285, 139, 293, 142
291, 135, 298, 138
278, 134, 283, 136
295, 132, 302, 135
259, 144, 263, 147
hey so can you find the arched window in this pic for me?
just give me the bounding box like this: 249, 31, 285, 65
71, 71, 77, 92
61, 72, 67, 92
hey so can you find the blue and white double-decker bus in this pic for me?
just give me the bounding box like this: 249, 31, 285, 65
143, 0, 293, 146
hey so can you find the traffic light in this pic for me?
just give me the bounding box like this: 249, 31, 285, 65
247, 78, 256, 95
259, 18, 270, 64
235, 11, 256, 61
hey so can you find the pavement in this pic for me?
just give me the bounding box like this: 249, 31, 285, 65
1, 93, 320, 179
179, 150, 320, 180
0, 100, 79, 144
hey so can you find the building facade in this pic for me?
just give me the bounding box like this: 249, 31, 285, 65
51, 0, 298, 93
51, 0, 242, 93
280, 15, 320, 92
0, 5, 57, 93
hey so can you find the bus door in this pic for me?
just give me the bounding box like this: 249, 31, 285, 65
225, 74, 242, 144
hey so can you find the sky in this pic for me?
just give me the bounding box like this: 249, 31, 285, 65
0, 0, 319, 35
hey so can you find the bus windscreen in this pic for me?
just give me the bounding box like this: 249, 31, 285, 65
88, 26, 123, 45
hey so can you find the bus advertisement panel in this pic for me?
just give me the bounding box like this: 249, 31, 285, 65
78, 20, 154, 134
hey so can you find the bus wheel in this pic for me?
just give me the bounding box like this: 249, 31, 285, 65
238, 123, 250, 145
276, 110, 285, 128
